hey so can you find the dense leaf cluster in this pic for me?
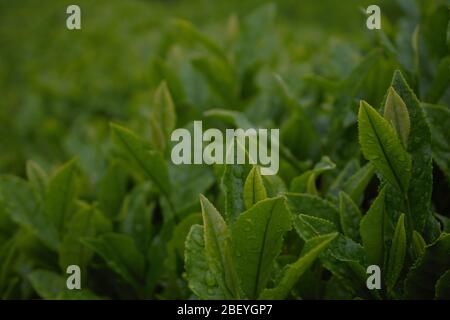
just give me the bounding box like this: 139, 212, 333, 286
0, 0, 449, 299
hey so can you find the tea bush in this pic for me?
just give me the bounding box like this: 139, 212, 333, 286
0, 0, 449, 299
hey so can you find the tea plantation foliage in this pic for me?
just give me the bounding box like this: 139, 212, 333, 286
0, 0, 449, 299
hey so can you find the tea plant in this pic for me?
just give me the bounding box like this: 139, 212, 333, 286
0, 0, 449, 300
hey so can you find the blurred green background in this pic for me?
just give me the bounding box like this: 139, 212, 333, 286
0, 0, 447, 183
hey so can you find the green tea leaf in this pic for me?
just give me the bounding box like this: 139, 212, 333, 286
0, 176, 58, 250
232, 197, 291, 298
45, 160, 77, 237
390, 71, 433, 232
386, 213, 406, 291
284, 193, 340, 228
339, 191, 362, 242
243, 166, 267, 210
384, 87, 410, 147
149, 81, 177, 151
111, 124, 171, 197
358, 100, 411, 193
221, 163, 251, 224
199, 194, 241, 299
185, 225, 225, 299
153, 81, 176, 138
411, 230, 426, 261
294, 214, 365, 265
360, 187, 386, 267
294, 214, 337, 240
259, 233, 337, 300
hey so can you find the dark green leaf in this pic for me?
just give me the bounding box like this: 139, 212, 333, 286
358, 100, 411, 193
386, 213, 406, 291
232, 197, 291, 298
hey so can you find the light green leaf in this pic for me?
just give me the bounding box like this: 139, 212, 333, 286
386, 213, 406, 291
358, 100, 411, 193
243, 166, 267, 210
390, 70, 433, 233
221, 163, 251, 224
83, 233, 145, 290
153, 81, 176, 138
45, 160, 77, 237
185, 225, 225, 299
111, 124, 171, 197
360, 187, 386, 267
232, 197, 291, 298
259, 233, 337, 300
384, 87, 410, 147
149, 81, 176, 151
199, 194, 241, 299
339, 191, 362, 242
411, 230, 426, 261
